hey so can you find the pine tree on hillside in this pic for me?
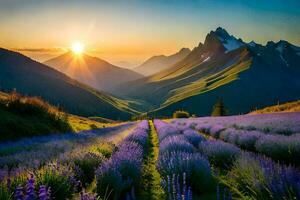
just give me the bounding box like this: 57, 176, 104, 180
211, 98, 227, 116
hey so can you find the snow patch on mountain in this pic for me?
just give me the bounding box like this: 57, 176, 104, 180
203, 56, 210, 62
276, 44, 284, 53
214, 27, 244, 53
248, 41, 257, 47
221, 37, 243, 53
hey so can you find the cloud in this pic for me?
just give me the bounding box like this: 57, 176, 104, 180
12, 47, 65, 53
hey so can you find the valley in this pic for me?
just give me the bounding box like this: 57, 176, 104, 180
2, 27, 299, 119
0, 1, 299, 199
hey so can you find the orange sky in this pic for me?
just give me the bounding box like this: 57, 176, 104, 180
1, 1, 299, 68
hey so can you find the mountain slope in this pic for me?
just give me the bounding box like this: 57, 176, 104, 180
116, 27, 300, 117
44, 52, 143, 93
0, 48, 139, 120
134, 48, 191, 76
249, 100, 300, 114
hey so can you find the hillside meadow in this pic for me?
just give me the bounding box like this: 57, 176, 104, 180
0, 91, 121, 142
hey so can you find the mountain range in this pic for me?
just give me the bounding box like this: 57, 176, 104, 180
0, 48, 140, 120
44, 52, 143, 93
133, 48, 191, 76
1, 27, 300, 119
115, 27, 300, 117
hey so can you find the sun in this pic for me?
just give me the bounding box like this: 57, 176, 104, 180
71, 42, 84, 54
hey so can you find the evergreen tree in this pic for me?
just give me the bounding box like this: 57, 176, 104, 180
211, 98, 227, 116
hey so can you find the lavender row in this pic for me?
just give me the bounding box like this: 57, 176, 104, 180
172, 119, 300, 166
95, 120, 149, 199
158, 120, 239, 170
153, 120, 215, 199
173, 122, 242, 170
192, 122, 300, 166
172, 112, 300, 135
0, 123, 134, 178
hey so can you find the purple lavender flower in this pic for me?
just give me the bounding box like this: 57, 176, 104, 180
0, 123, 134, 176
172, 112, 300, 135
255, 134, 300, 165
38, 185, 51, 200
182, 129, 206, 147
125, 120, 149, 145
80, 190, 98, 200
158, 151, 213, 194
25, 174, 36, 200
96, 121, 148, 199
155, 120, 215, 196
219, 128, 237, 143
11, 175, 52, 200
209, 124, 226, 138
198, 140, 240, 169
15, 185, 24, 200
195, 124, 211, 133
160, 135, 195, 154
125, 128, 148, 143
154, 120, 180, 141
236, 130, 262, 151
163, 173, 192, 200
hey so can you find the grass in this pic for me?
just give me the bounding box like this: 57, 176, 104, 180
68, 115, 117, 132
250, 100, 300, 114
0, 145, 34, 157
86, 86, 141, 116
139, 120, 165, 199
88, 116, 115, 123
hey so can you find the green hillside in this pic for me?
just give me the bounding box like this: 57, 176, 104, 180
117, 47, 253, 111
0, 91, 71, 141
0, 91, 120, 141
147, 49, 300, 117
160, 49, 251, 108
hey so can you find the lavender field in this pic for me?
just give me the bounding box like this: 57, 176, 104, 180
1, 113, 300, 200
1, 1, 300, 199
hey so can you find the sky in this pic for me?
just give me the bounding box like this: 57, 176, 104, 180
0, 0, 299, 68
